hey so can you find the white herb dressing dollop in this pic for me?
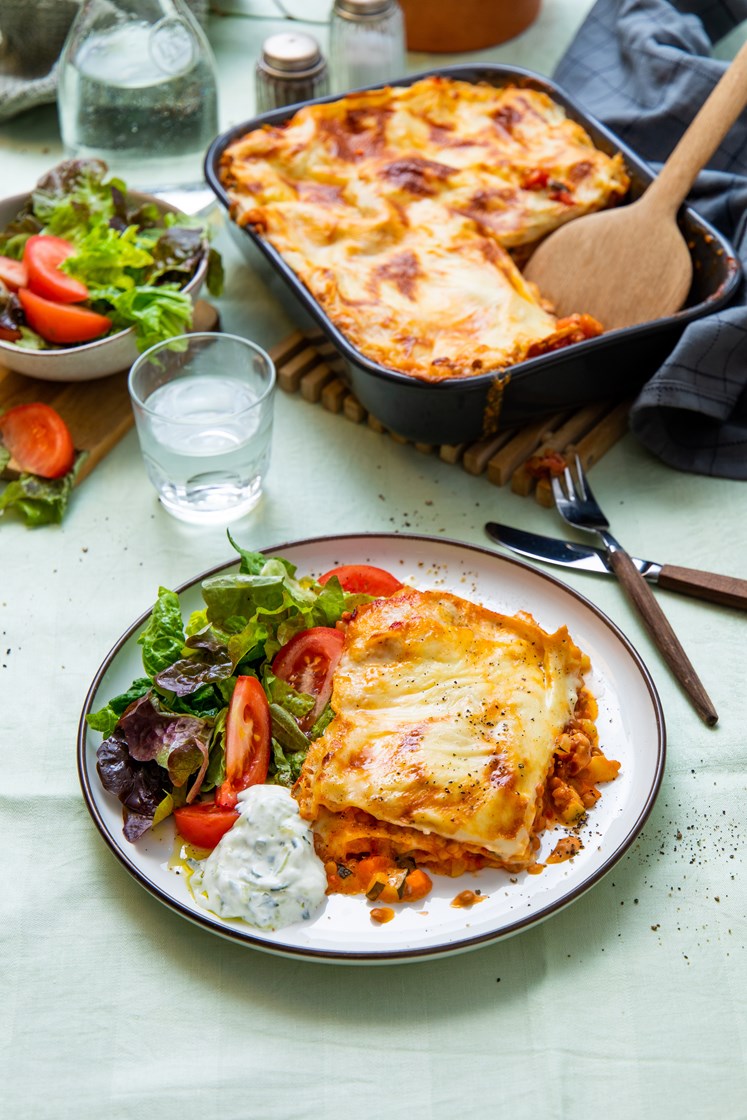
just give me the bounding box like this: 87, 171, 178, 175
189, 785, 327, 930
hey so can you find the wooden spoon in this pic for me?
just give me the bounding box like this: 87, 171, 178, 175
524, 39, 747, 330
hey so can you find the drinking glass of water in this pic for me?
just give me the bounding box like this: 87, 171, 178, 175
128, 333, 276, 524
57, 0, 218, 190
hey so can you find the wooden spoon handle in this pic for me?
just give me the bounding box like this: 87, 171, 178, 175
645, 37, 747, 215
608, 548, 718, 726
658, 564, 747, 611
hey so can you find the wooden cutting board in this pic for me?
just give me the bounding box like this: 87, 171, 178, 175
0, 300, 219, 484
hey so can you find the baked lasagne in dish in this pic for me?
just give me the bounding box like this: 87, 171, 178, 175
294, 586, 620, 900
219, 76, 630, 383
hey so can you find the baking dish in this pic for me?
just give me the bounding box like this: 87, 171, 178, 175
205, 64, 741, 446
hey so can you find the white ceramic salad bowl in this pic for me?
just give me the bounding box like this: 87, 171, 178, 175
0, 190, 208, 383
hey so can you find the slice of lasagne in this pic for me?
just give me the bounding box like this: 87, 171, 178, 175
294, 587, 618, 897
220, 76, 630, 382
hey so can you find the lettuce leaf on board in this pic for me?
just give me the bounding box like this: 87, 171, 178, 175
0, 451, 88, 527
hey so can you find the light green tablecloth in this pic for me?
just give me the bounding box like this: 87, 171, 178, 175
2, 5, 745, 1118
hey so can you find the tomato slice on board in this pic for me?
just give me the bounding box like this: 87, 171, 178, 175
23, 235, 89, 303
0, 402, 75, 479
173, 801, 239, 849
215, 676, 272, 809
318, 564, 403, 597
272, 626, 344, 730
0, 255, 28, 292
18, 288, 112, 345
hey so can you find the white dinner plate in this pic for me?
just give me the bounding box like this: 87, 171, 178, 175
78, 533, 666, 964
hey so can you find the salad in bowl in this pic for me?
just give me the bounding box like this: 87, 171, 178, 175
0, 159, 222, 381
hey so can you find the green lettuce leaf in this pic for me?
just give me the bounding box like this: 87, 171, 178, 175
137, 587, 186, 677
102, 284, 194, 351
202, 706, 228, 792
263, 669, 315, 720
270, 738, 307, 788
65, 223, 155, 290
0, 451, 88, 527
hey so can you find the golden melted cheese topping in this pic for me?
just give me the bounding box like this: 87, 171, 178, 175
220, 76, 629, 382
294, 587, 589, 869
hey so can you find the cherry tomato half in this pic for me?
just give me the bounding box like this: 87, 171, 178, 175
0, 401, 75, 478
272, 626, 344, 730
215, 675, 271, 809
173, 801, 239, 849
23, 235, 89, 304
18, 288, 112, 345
318, 564, 403, 597
0, 255, 28, 292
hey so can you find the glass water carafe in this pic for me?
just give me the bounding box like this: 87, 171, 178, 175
57, 0, 219, 189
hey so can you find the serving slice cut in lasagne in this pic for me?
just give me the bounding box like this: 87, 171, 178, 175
294, 586, 619, 898
220, 75, 630, 382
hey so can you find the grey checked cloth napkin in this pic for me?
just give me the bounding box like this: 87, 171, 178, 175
556, 0, 747, 478
0, 0, 209, 121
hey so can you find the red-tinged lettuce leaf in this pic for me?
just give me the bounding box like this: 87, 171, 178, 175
0, 290, 23, 335
147, 226, 204, 286
153, 631, 232, 696
116, 692, 213, 801
96, 734, 167, 842
86, 676, 152, 738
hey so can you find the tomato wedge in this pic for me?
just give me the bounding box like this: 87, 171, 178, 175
0, 402, 75, 478
0, 255, 28, 292
18, 288, 112, 345
173, 801, 239, 849
272, 626, 344, 730
23, 235, 89, 303
318, 564, 403, 597
215, 676, 271, 809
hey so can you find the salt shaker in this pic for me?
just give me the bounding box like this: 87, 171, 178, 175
255, 33, 329, 112
329, 0, 406, 92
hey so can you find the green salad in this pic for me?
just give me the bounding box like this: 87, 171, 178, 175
88, 537, 371, 843
0, 158, 223, 352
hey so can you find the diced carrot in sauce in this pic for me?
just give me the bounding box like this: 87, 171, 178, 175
402, 868, 432, 902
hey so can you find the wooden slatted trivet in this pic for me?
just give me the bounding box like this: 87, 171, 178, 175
269, 328, 632, 506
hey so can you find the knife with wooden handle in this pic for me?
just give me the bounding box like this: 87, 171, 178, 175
484, 523, 747, 611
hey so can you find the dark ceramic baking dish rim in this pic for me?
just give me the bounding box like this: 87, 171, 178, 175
204, 63, 742, 410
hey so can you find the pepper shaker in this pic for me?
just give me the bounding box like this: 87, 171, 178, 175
329, 0, 406, 92
255, 32, 329, 112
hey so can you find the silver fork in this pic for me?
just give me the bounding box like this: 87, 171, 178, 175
552, 455, 718, 727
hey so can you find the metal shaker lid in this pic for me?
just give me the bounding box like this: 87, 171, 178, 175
260, 33, 325, 77
333, 0, 397, 18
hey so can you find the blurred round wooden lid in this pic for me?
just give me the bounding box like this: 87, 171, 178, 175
400, 0, 541, 53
